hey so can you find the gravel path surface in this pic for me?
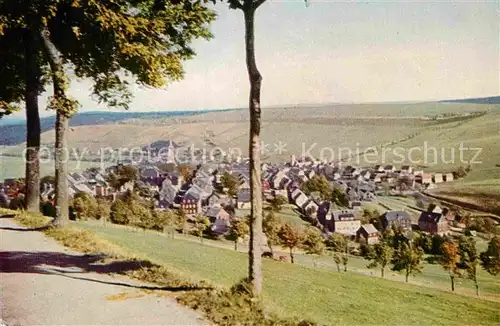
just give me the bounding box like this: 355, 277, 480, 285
0, 217, 207, 326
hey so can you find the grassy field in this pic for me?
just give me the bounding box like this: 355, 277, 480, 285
0, 155, 101, 179
73, 222, 500, 325
237, 205, 309, 227
428, 174, 500, 216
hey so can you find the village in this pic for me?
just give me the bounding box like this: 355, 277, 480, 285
0, 152, 465, 249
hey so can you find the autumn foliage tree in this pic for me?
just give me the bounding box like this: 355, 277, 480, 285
278, 223, 303, 264
440, 240, 462, 291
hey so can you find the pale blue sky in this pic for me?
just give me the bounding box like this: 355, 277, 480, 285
17, 0, 500, 117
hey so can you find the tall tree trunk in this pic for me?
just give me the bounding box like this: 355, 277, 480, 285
289, 248, 294, 264
405, 269, 409, 282
41, 28, 70, 226
234, 240, 238, 251
474, 276, 479, 296
54, 112, 69, 225
24, 30, 41, 213
244, 4, 264, 295
450, 275, 455, 292
381, 267, 384, 278
267, 239, 274, 258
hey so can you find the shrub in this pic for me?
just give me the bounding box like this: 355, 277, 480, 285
9, 194, 25, 210
71, 192, 98, 220
110, 199, 133, 225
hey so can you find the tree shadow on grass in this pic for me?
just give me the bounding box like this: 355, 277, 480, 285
0, 251, 211, 292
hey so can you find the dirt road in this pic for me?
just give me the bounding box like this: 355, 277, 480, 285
0, 217, 207, 325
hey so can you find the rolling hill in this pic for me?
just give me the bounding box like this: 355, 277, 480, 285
1, 101, 499, 195
0, 109, 235, 146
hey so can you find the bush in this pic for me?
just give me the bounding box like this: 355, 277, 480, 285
466, 217, 498, 234
359, 243, 374, 258
96, 198, 111, 221
110, 199, 133, 225
71, 192, 98, 220
9, 194, 25, 210
0, 192, 9, 208
40, 200, 56, 218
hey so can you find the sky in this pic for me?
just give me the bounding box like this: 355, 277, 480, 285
9, 0, 500, 118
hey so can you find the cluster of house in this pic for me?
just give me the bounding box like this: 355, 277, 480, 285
0, 156, 457, 242
315, 205, 454, 245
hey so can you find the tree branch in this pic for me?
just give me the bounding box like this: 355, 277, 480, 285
227, 0, 243, 10
253, 0, 266, 9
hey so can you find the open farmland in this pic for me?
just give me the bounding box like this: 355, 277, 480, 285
2, 101, 498, 189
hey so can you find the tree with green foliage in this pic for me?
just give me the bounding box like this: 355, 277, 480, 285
133, 203, 155, 232
228, 218, 250, 251
332, 252, 342, 272
263, 211, 282, 257
367, 241, 394, 278
221, 172, 240, 197
176, 208, 189, 235
110, 199, 133, 225
392, 241, 424, 282
332, 187, 349, 208
480, 236, 500, 276
107, 165, 139, 191
96, 198, 111, 223
301, 175, 333, 201
0, 17, 43, 214
459, 235, 480, 296
194, 215, 210, 243
1, 0, 215, 224
71, 192, 98, 220
440, 240, 462, 291
153, 210, 177, 236
278, 223, 303, 264
302, 227, 325, 267
361, 208, 381, 227
269, 195, 288, 212
326, 233, 349, 272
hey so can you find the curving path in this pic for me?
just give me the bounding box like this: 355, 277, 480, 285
0, 217, 207, 326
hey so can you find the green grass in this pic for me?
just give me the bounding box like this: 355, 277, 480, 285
238, 206, 309, 227
74, 222, 500, 325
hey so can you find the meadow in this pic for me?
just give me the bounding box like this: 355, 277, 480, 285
73, 221, 500, 325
